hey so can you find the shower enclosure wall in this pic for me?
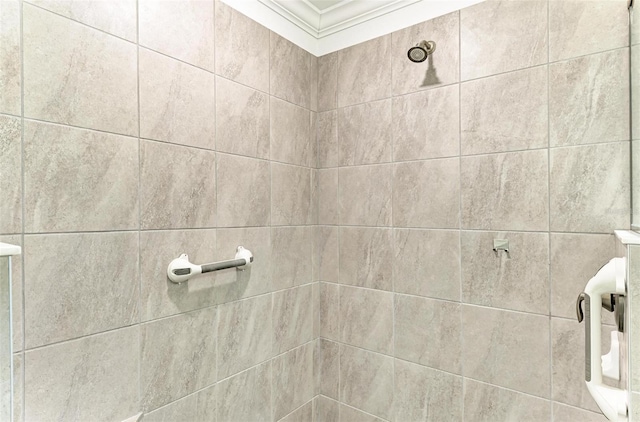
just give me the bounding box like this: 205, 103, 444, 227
0, 0, 633, 421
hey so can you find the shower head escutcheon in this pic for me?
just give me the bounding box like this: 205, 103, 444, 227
407, 40, 436, 63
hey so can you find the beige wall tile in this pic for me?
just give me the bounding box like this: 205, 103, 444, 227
550, 49, 629, 147
320, 282, 340, 341
338, 100, 392, 166
393, 84, 460, 161
339, 345, 394, 420
316, 226, 339, 283
339, 227, 392, 291
217, 294, 272, 379
339, 404, 385, 422
216, 77, 270, 159
280, 400, 313, 422
23, 4, 138, 135
216, 362, 271, 422
0, 0, 21, 115
461, 149, 549, 231
393, 229, 461, 301
553, 402, 608, 422
0, 116, 21, 234
340, 285, 393, 354
318, 53, 338, 112
318, 169, 338, 225
464, 379, 551, 422
314, 396, 339, 422
272, 226, 313, 290
550, 142, 630, 233
337, 36, 392, 107
549, 0, 628, 62
273, 285, 313, 355
461, 231, 550, 314
393, 158, 460, 228
461, 66, 548, 155
144, 385, 216, 422
271, 97, 312, 167
0, 235, 22, 352
394, 359, 462, 421
216, 153, 271, 227
461, 0, 547, 80
24, 327, 138, 421
139, 0, 214, 70
391, 12, 460, 96
139, 48, 215, 150
463, 305, 550, 397
24, 232, 139, 349
316, 339, 340, 400
339, 165, 392, 227
318, 110, 339, 168
273, 342, 315, 421
24, 121, 138, 232
215, 2, 270, 92
141, 141, 216, 229
272, 164, 312, 226
270, 32, 312, 109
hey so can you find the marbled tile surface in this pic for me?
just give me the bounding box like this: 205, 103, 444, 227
270, 32, 312, 109
316, 339, 340, 400
23, 121, 138, 232
318, 53, 338, 112
139, 48, 215, 150
23, 4, 138, 135
339, 227, 393, 291
0, 0, 21, 115
215, 1, 270, 92
271, 226, 313, 290
272, 342, 314, 421
272, 164, 313, 226
339, 285, 393, 354
216, 362, 271, 422
339, 165, 392, 227
339, 99, 392, 166
144, 385, 216, 422
273, 285, 313, 354
318, 110, 339, 168
0, 115, 21, 234
271, 97, 312, 167
320, 282, 340, 341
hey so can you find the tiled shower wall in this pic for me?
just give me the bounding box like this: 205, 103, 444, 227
314, 0, 631, 420
0, 1, 321, 421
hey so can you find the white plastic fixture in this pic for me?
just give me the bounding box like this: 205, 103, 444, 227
167, 246, 253, 284
582, 257, 628, 421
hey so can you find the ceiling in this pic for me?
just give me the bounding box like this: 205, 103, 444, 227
222, 0, 484, 56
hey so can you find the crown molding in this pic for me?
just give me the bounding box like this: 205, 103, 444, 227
222, 0, 485, 56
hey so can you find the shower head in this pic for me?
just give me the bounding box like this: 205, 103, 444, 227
408, 40, 436, 63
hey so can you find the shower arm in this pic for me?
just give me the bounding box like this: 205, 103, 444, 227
167, 246, 253, 284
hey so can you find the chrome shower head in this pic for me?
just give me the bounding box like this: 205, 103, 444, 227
408, 40, 436, 63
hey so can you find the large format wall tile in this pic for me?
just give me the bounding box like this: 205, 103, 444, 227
280, 400, 313, 422
141, 307, 217, 411
318, 110, 338, 168
320, 282, 340, 341
339, 227, 392, 291
461, 231, 549, 314
139, 0, 214, 70
318, 169, 338, 225
24, 232, 138, 349
139, 48, 215, 150
1, 234, 22, 351
215, 2, 270, 92
461, 66, 548, 155
550, 142, 630, 233
463, 379, 551, 422
393, 229, 460, 301
337, 35, 392, 107
315, 226, 339, 283
271, 226, 313, 290
273, 342, 314, 421
141, 141, 216, 229
549, 0, 628, 62
460, 0, 548, 80
314, 396, 339, 422
461, 149, 549, 231
270, 32, 311, 109
24, 327, 138, 422
216, 77, 269, 159
550, 233, 616, 319
340, 345, 394, 420
216, 361, 271, 422
144, 385, 216, 422
0, 0, 21, 115
316, 339, 340, 399
272, 164, 312, 226
318, 53, 338, 111
339, 165, 392, 226
394, 360, 462, 421
23, 121, 138, 232
339, 286, 393, 354
339, 404, 385, 422
338, 100, 392, 166
29, 0, 137, 41
553, 402, 608, 422
463, 305, 550, 397
271, 97, 312, 167
139, 229, 217, 321
550, 49, 629, 147
216, 153, 271, 227
0, 115, 21, 234
393, 158, 460, 228
395, 295, 461, 374
392, 84, 460, 161
273, 285, 313, 355
391, 11, 459, 96
23, 4, 137, 135
217, 294, 272, 379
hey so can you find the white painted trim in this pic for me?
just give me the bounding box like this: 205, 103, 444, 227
0, 243, 21, 257
222, 0, 484, 56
